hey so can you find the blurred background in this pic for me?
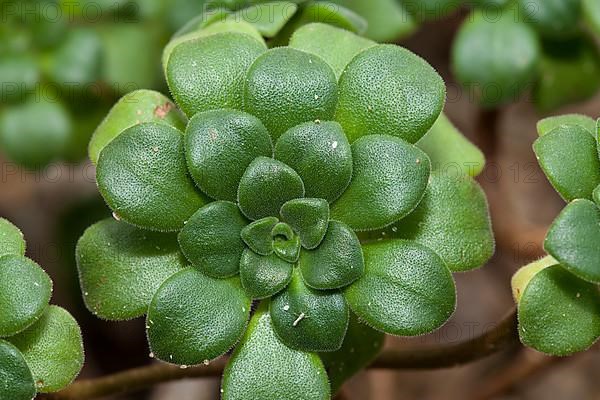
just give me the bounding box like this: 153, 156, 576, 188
1, 0, 599, 399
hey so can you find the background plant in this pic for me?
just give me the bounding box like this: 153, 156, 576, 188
0, 218, 84, 400
512, 114, 600, 356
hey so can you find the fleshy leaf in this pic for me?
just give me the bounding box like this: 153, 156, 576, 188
0, 340, 36, 400
533, 36, 600, 112
275, 121, 352, 203
416, 113, 485, 177
0, 218, 25, 257
534, 125, 600, 202
0, 255, 52, 338
292, 2, 368, 36
240, 249, 293, 299
222, 302, 330, 400
171, 7, 231, 38
361, 172, 494, 272
76, 219, 187, 320
238, 157, 305, 220
244, 47, 338, 139
163, 21, 264, 71
328, 0, 416, 42
167, 32, 267, 117
451, 9, 539, 107
518, 265, 600, 356
96, 123, 207, 232
335, 44, 445, 144
0, 99, 71, 168
537, 114, 596, 137
512, 255, 557, 303
271, 270, 349, 352
299, 221, 363, 290
179, 201, 248, 278
227, 2, 298, 37
320, 312, 385, 393
241, 217, 279, 256
273, 235, 301, 263
147, 268, 250, 366
331, 135, 431, 231
280, 198, 329, 249
517, 0, 581, 39
544, 199, 600, 283
9, 306, 84, 393
345, 240, 456, 336
88, 90, 187, 165
289, 23, 375, 80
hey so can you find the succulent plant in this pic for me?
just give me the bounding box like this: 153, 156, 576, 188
76, 13, 494, 398
512, 114, 600, 356
0, 218, 84, 400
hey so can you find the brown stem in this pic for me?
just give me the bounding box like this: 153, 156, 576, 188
39, 309, 518, 400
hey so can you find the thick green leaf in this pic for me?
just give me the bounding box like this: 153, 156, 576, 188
416, 113, 485, 177
185, 109, 273, 201
163, 21, 264, 71
518, 0, 581, 39
76, 219, 187, 320
244, 47, 338, 139
345, 240, 456, 336
227, 2, 298, 37
320, 312, 385, 393
451, 9, 540, 107
280, 198, 329, 249
328, 0, 416, 42
512, 255, 557, 303
241, 217, 279, 255
178, 201, 248, 278
240, 249, 293, 299
0, 340, 36, 400
289, 23, 375, 80
222, 302, 330, 400
292, 2, 368, 35
97, 123, 207, 232
534, 125, 600, 201
272, 230, 301, 263
533, 37, 600, 112
238, 157, 305, 220
0, 255, 52, 338
361, 172, 494, 272
519, 265, 600, 355
171, 7, 231, 38
0, 99, 71, 168
335, 44, 445, 144
9, 306, 84, 393
167, 32, 267, 117
271, 270, 349, 352
275, 121, 352, 203
536, 114, 596, 137
0, 218, 25, 258
147, 268, 250, 365
331, 135, 431, 231
545, 199, 600, 283
583, 0, 600, 34
299, 221, 363, 290
88, 90, 186, 165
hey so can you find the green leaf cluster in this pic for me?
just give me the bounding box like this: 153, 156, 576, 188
0, 218, 84, 399
78, 15, 493, 398
513, 115, 600, 356
451, 0, 600, 109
